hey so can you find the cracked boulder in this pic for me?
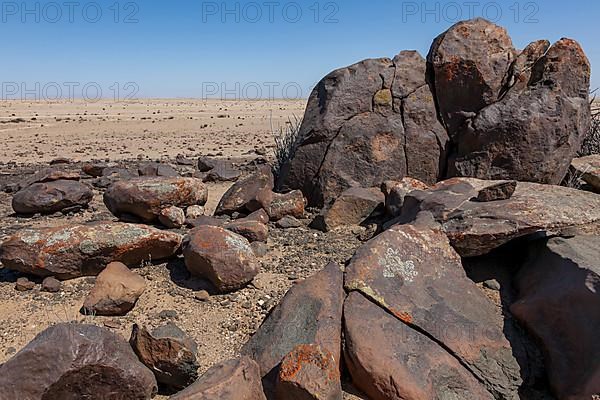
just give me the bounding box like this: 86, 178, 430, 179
511, 236, 600, 399
0, 323, 157, 399
345, 221, 522, 399
12, 180, 94, 215
428, 18, 591, 184
399, 177, 600, 257
241, 262, 344, 395
0, 222, 182, 279
104, 177, 208, 222
276, 51, 447, 207
344, 292, 494, 400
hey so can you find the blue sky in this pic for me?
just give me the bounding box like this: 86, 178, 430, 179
1, 0, 597, 99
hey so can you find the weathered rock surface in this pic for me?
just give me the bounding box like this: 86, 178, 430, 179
399, 177, 600, 257
183, 226, 258, 292
277, 344, 342, 400
138, 162, 179, 177
104, 177, 207, 222
0, 323, 157, 399
159, 206, 186, 228
428, 19, 591, 183
169, 357, 266, 400
203, 163, 241, 182
511, 236, 600, 399
0, 222, 182, 279
83, 161, 113, 177
344, 292, 494, 400
12, 180, 93, 214
130, 323, 199, 391
264, 190, 305, 221
215, 165, 274, 216
242, 262, 344, 393
571, 155, 600, 191
277, 51, 447, 207
82, 261, 146, 316
382, 177, 429, 217
475, 180, 517, 202
19, 167, 80, 190
345, 221, 522, 398
311, 187, 384, 232
185, 205, 205, 219
225, 219, 269, 243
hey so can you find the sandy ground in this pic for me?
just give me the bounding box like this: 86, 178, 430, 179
0, 99, 367, 399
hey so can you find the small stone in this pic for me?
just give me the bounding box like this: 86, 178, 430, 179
186, 205, 205, 219
159, 206, 186, 228
15, 277, 35, 292
41, 277, 61, 293
276, 216, 302, 229
194, 290, 210, 302
158, 309, 178, 320
484, 279, 501, 291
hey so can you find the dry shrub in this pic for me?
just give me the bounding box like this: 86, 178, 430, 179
272, 114, 303, 177
579, 91, 600, 156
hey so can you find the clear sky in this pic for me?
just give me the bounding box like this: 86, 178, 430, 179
1, 0, 597, 100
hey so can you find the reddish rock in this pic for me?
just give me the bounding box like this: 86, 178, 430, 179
159, 206, 186, 228
41, 276, 61, 293
311, 187, 383, 232
276, 344, 342, 400
183, 226, 259, 293
382, 177, 429, 217
12, 180, 93, 215
82, 262, 146, 316
244, 208, 270, 224
345, 222, 521, 398
169, 357, 266, 400
475, 180, 517, 202
511, 236, 600, 399
0, 323, 157, 399
399, 177, 600, 257
242, 263, 344, 394
265, 190, 305, 221
225, 219, 269, 243
138, 162, 179, 177
186, 215, 226, 229
19, 167, 80, 189
0, 222, 182, 279
215, 165, 274, 216
104, 177, 207, 222
130, 323, 199, 391
82, 162, 112, 177
15, 277, 35, 292
344, 292, 494, 400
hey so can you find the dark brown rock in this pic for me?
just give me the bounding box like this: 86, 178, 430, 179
15, 277, 35, 292
12, 180, 93, 215
399, 177, 600, 257
311, 187, 383, 232
0, 323, 157, 399
183, 226, 259, 293
571, 155, 600, 191
475, 180, 517, 202
0, 222, 182, 279
169, 357, 266, 400
130, 323, 199, 391
82, 262, 146, 316
215, 165, 274, 216
225, 219, 268, 243
265, 190, 305, 221
186, 215, 226, 229
244, 208, 270, 224
159, 206, 186, 228
41, 277, 61, 293
203, 163, 241, 182
344, 292, 494, 400
83, 162, 112, 177
242, 263, 344, 394
276, 216, 302, 229
276, 344, 342, 400
382, 177, 429, 217
138, 162, 179, 177
104, 177, 208, 222
20, 167, 80, 189
345, 222, 522, 398
511, 236, 600, 399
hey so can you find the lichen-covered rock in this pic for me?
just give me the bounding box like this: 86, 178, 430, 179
159, 206, 186, 229
0, 323, 157, 399
104, 177, 207, 222
183, 226, 258, 293
345, 221, 522, 398
12, 180, 93, 215
511, 236, 600, 399
0, 222, 182, 279
264, 190, 305, 221
399, 177, 600, 257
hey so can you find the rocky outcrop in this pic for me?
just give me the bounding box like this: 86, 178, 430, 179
0, 222, 182, 279
511, 236, 600, 399
398, 177, 600, 257
12, 180, 93, 215
0, 323, 157, 399
104, 177, 208, 222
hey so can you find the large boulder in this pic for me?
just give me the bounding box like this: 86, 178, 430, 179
276, 51, 448, 207
0, 222, 182, 279
511, 236, 600, 399
344, 292, 494, 400
428, 19, 591, 184
398, 177, 600, 257
82, 261, 146, 316
130, 323, 199, 391
183, 226, 259, 293
242, 262, 344, 394
12, 180, 93, 215
19, 167, 81, 190
345, 220, 522, 399
0, 323, 157, 399
169, 357, 266, 400
104, 177, 208, 222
